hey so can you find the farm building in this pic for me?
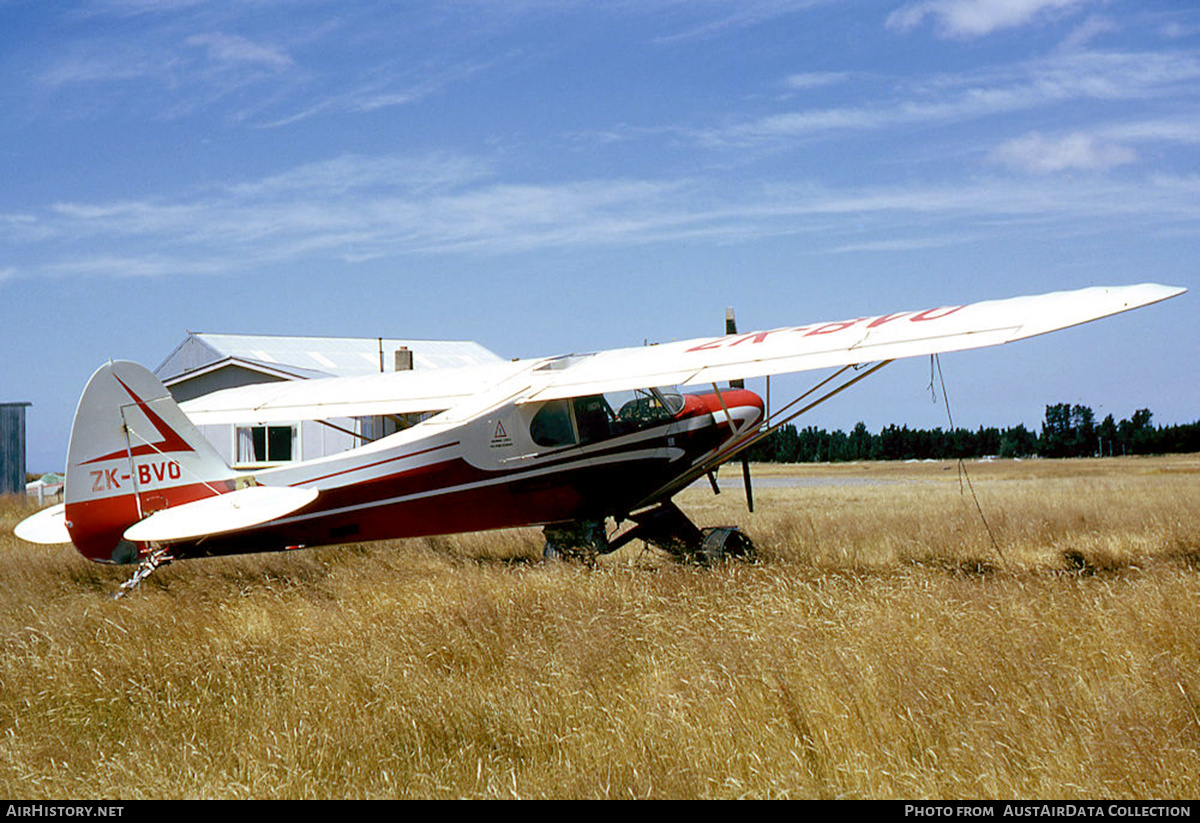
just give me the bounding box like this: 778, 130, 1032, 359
156, 333, 505, 468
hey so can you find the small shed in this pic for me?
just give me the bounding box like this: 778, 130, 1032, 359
156, 333, 504, 468
0, 402, 31, 497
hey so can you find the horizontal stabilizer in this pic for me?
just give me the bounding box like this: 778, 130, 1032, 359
123, 485, 319, 543
14, 504, 71, 545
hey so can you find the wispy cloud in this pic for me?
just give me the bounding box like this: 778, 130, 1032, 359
697, 49, 1200, 147
37, 47, 165, 89
34, 31, 300, 123
44, 254, 229, 279
888, 0, 1095, 39
1101, 116, 1200, 145
184, 33, 294, 70
258, 55, 509, 128
989, 131, 1137, 173
782, 71, 851, 90
27, 5, 507, 127
1057, 14, 1120, 51
10, 151, 1199, 280
224, 153, 495, 198
649, 0, 826, 44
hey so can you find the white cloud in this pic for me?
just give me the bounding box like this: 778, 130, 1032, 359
782, 71, 851, 90
38, 50, 162, 89
224, 153, 495, 198
1057, 15, 1119, 51
888, 0, 1093, 39
989, 131, 1137, 173
184, 33, 294, 70
650, 0, 826, 44
700, 49, 1200, 146
1101, 117, 1200, 146
9, 148, 1198, 283
44, 255, 226, 279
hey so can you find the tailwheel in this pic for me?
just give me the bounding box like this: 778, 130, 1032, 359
114, 544, 174, 599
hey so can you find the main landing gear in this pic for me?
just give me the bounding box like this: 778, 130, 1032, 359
543, 501, 756, 565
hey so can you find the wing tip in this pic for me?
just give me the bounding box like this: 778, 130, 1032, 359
1123, 282, 1187, 310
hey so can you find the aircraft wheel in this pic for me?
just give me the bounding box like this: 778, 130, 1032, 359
697, 526, 756, 565
542, 520, 606, 564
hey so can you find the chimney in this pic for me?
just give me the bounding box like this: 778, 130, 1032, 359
394, 347, 413, 372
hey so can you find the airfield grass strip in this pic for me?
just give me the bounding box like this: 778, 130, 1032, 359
1, 455, 1198, 798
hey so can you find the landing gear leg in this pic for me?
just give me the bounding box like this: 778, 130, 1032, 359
609, 501, 756, 565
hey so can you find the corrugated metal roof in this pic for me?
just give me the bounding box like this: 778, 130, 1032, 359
156, 333, 504, 382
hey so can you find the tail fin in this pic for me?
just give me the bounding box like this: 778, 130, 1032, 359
63, 361, 240, 563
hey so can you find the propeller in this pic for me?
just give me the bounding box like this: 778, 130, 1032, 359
725, 307, 754, 513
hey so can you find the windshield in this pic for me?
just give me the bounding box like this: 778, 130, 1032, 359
608, 388, 683, 424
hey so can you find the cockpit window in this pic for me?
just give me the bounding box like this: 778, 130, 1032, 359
611, 388, 683, 424
530, 388, 683, 449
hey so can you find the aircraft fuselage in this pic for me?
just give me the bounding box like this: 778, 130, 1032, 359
162, 388, 764, 559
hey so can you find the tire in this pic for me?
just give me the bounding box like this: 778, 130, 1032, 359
698, 526, 756, 564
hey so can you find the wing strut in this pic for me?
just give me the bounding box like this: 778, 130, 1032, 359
634, 359, 894, 508
316, 418, 376, 443
734, 360, 895, 464
709, 381, 754, 512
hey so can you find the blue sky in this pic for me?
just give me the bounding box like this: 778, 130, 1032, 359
3, 0, 1197, 472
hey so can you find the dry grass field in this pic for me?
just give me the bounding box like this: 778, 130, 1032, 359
1, 455, 1198, 799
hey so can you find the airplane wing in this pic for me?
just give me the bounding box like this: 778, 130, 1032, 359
517, 283, 1185, 402
179, 359, 535, 425
178, 284, 1184, 424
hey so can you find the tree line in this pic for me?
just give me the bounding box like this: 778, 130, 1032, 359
742, 404, 1200, 463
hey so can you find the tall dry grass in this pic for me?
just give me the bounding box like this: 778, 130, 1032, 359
0, 455, 1198, 798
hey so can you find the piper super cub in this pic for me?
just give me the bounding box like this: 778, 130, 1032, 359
15, 284, 1185, 589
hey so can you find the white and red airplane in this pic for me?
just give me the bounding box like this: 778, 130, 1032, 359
14, 284, 1185, 586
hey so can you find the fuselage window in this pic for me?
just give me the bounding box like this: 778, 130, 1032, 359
573, 395, 613, 445
530, 400, 577, 448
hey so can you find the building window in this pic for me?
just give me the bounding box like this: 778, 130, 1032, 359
236, 424, 297, 465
